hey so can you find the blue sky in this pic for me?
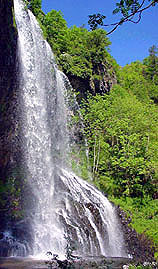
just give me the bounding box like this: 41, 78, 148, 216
42, 0, 158, 66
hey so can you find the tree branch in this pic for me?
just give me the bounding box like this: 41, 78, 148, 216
105, 0, 157, 35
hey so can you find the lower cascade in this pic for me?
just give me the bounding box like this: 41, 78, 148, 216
0, 0, 127, 258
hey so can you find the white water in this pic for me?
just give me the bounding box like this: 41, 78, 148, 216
13, 0, 127, 258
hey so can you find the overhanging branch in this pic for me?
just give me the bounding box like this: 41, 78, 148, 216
103, 0, 157, 35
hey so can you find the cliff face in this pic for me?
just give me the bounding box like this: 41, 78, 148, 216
0, 0, 17, 175
0, 0, 23, 226
92, 62, 117, 94
0, 0, 17, 94
67, 61, 117, 102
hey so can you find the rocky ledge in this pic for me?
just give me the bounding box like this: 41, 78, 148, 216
116, 206, 156, 263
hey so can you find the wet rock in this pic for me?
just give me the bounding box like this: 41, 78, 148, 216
67, 62, 117, 103
0, 257, 132, 269
116, 206, 155, 262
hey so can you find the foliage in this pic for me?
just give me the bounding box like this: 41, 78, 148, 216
119, 61, 158, 104
88, 0, 158, 34
70, 44, 158, 255
111, 197, 158, 256
24, 2, 117, 98
88, 13, 106, 31
44, 15, 111, 79
118, 61, 151, 102
24, 0, 42, 16
117, 47, 158, 105
113, 0, 158, 18
81, 85, 158, 199
57, 26, 93, 78
37, 8, 115, 85
71, 146, 91, 181
143, 46, 158, 102
42, 9, 68, 52
0, 177, 22, 219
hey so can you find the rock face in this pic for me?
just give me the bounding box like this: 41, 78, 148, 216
0, 0, 23, 229
117, 206, 155, 263
0, 0, 16, 174
0, 0, 16, 169
92, 62, 117, 94
68, 61, 117, 102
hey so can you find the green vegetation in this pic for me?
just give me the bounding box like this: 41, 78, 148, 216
88, 1, 158, 34
112, 197, 158, 258
81, 86, 158, 198
0, 174, 23, 220
78, 50, 158, 255
25, 1, 117, 95
24, 0, 42, 16
42, 10, 114, 82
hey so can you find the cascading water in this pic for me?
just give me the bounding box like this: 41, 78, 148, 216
3, 0, 127, 258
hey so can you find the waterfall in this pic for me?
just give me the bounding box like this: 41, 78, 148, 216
3, 0, 127, 258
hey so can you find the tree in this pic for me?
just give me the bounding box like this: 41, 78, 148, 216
118, 61, 152, 103
42, 9, 68, 54
143, 45, 158, 83
42, 12, 112, 80
81, 86, 158, 199
88, 0, 158, 34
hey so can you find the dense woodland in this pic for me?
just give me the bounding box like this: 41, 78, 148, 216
1, 0, 158, 261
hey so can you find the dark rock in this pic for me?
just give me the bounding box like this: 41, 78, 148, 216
0, 0, 18, 178
0, 0, 33, 252
116, 206, 156, 263
0, 256, 132, 269
0, 0, 20, 225
67, 62, 117, 103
